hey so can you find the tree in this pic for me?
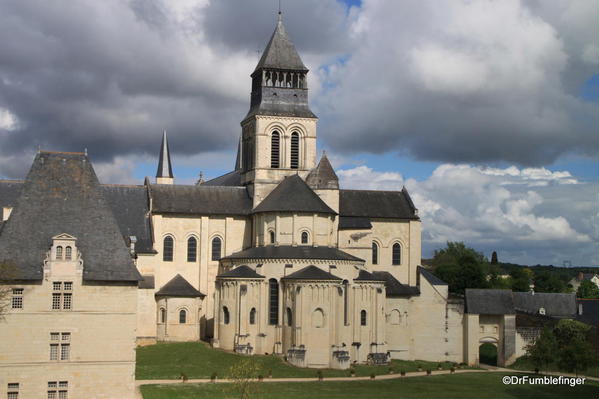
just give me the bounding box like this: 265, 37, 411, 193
554, 319, 598, 375
433, 242, 488, 294
227, 357, 263, 399
0, 262, 17, 318
509, 268, 532, 292
491, 251, 498, 264
526, 327, 557, 372
533, 271, 566, 293
577, 280, 599, 299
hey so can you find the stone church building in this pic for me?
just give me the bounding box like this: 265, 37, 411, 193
0, 13, 584, 398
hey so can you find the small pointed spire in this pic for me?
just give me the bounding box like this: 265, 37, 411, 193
156, 130, 174, 182
235, 135, 243, 171
197, 171, 205, 185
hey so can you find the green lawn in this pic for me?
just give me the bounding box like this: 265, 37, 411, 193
140, 373, 599, 399
509, 356, 599, 378
136, 342, 465, 380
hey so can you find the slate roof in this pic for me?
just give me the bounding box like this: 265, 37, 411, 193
306, 154, 339, 190
513, 292, 577, 318
465, 289, 515, 315
338, 216, 372, 230
223, 245, 364, 262
0, 179, 23, 208
156, 131, 173, 178
203, 170, 243, 187
354, 269, 385, 282
282, 265, 341, 280
418, 266, 448, 286
254, 15, 308, 73
339, 187, 419, 219
253, 175, 336, 214
371, 271, 420, 296
139, 275, 155, 289
577, 299, 599, 326
101, 185, 154, 254
155, 274, 205, 297
217, 265, 265, 279
150, 184, 252, 215
0, 152, 141, 282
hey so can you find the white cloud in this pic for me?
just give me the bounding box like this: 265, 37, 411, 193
0, 107, 17, 131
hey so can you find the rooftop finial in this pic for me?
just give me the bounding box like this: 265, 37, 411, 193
278, 0, 282, 20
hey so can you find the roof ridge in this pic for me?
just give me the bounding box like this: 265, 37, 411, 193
40, 150, 86, 155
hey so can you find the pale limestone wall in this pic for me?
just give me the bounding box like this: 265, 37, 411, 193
254, 212, 336, 247
156, 297, 202, 341
338, 219, 421, 286
463, 313, 479, 365
136, 287, 157, 344
515, 327, 541, 357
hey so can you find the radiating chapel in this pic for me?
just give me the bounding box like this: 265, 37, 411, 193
0, 13, 585, 397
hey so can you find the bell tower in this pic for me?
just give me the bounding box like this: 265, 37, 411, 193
240, 13, 318, 206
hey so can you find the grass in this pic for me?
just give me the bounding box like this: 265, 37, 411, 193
140, 372, 599, 399
136, 342, 467, 380
509, 356, 599, 378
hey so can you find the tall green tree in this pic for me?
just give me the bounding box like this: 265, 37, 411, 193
433, 242, 488, 294
576, 280, 599, 299
491, 251, 498, 264
533, 271, 566, 293
509, 268, 532, 292
553, 319, 597, 375
526, 327, 558, 372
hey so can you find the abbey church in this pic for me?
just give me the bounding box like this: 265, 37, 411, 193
0, 13, 582, 399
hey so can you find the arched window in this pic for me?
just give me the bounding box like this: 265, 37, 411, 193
290, 132, 299, 169
249, 308, 256, 325
56, 246, 63, 260
187, 237, 197, 262
271, 131, 280, 168
179, 309, 187, 324
392, 243, 401, 265
390, 309, 401, 325
159, 308, 166, 323
301, 231, 309, 245
269, 231, 275, 245
223, 306, 230, 325
312, 308, 324, 328
361, 310, 367, 326
268, 279, 279, 325
343, 280, 349, 326
163, 236, 174, 262
65, 246, 72, 260
372, 242, 379, 265
211, 237, 222, 261
286, 307, 293, 326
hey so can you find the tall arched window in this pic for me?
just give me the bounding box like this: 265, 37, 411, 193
269, 231, 275, 245
290, 132, 299, 169
179, 309, 187, 324
271, 131, 280, 168
372, 242, 379, 265
392, 243, 401, 265
312, 308, 324, 328
361, 310, 367, 326
163, 236, 174, 262
301, 231, 309, 245
249, 308, 256, 325
56, 246, 63, 260
390, 309, 401, 325
211, 237, 222, 261
159, 308, 166, 323
268, 279, 279, 325
343, 280, 349, 326
223, 306, 230, 324
65, 246, 72, 260
286, 307, 293, 326
187, 237, 197, 262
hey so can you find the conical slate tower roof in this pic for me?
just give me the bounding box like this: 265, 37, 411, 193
254, 13, 308, 73
306, 153, 339, 189
156, 130, 173, 178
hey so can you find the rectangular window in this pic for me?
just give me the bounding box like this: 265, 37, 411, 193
48, 381, 67, 399
63, 282, 72, 291
50, 333, 70, 361
63, 294, 72, 310
51, 282, 72, 310
52, 294, 61, 310
11, 288, 23, 309
53, 282, 62, 291
7, 383, 19, 399
60, 344, 70, 361
50, 344, 59, 361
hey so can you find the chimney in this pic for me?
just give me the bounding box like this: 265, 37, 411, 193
578, 272, 584, 281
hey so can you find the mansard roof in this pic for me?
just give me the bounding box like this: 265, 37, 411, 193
0, 152, 141, 282
254, 15, 308, 73
306, 154, 339, 190
339, 187, 419, 220
149, 184, 252, 215
512, 292, 577, 318
156, 130, 174, 178
155, 274, 205, 297
418, 266, 448, 286
202, 170, 242, 187
253, 175, 336, 214
217, 265, 265, 279
101, 185, 154, 254
223, 245, 363, 262
282, 265, 341, 281
371, 271, 420, 296
465, 289, 515, 315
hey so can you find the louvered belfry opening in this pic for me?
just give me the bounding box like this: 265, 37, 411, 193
271, 131, 280, 168
290, 132, 299, 169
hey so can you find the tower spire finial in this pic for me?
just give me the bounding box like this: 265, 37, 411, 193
156, 129, 174, 184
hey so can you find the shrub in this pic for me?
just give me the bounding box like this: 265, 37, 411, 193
450, 367, 455, 374
258, 375, 264, 382
370, 373, 376, 380
210, 372, 217, 382
400, 370, 406, 376
317, 370, 323, 381
426, 369, 432, 376
437, 363, 443, 370
349, 368, 356, 377
388, 367, 394, 374
416, 364, 422, 371
267, 369, 272, 378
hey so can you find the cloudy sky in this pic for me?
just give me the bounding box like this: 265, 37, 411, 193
1, 0, 598, 266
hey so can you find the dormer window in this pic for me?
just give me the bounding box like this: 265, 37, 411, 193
51, 234, 78, 262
